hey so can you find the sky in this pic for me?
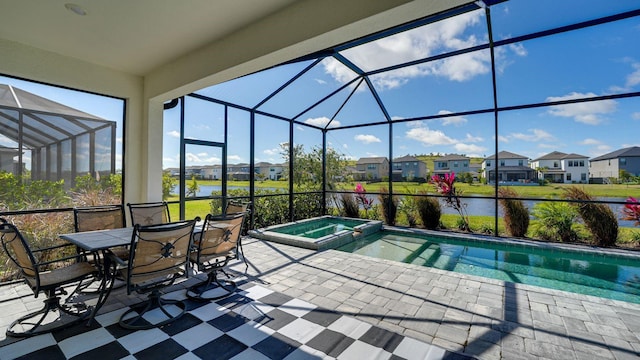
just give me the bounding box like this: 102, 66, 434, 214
1, 0, 639, 172
162, 0, 640, 169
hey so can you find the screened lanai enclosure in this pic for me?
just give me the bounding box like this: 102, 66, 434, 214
0, 84, 117, 188
165, 0, 640, 239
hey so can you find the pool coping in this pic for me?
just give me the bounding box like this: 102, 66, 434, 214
248, 215, 383, 250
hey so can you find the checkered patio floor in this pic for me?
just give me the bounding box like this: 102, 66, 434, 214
0, 281, 472, 359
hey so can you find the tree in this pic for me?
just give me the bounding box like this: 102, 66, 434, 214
186, 175, 200, 197
162, 171, 177, 200
279, 143, 347, 190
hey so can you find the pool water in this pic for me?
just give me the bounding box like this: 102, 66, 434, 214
336, 230, 640, 304
273, 217, 368, 239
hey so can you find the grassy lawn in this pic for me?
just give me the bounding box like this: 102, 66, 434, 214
194, 179, 640, 198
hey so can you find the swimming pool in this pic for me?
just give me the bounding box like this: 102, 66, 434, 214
336, 229, 640, 304
249, 216, 382, 250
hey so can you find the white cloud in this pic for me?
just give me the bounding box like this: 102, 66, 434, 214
509, 129, 554, 142
186, 152, 221, 164
326, 10, 496, 90
263, 147, 280, 156
454, 143, 486, 156
116, 137, 123, 144
509, 43, 527, 56
167, 130, 180, 138
498, 135, 509, 143
626, 62, 640, 88
228, 154, 243, 162
632, 112, 640, 120
315, 78, 327, 85
355, 134, 381, 144
464, 133, 483, 142
439, 110, 467, 126
304, 116, 341, 128
405, 126, 456, 145
391, 116, 405, 121
546, 92, 617, 125
580, 138, 603, 145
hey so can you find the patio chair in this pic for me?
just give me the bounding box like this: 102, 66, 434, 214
127, 201, 170, 226
117, 218, 197, 330
187, 212, 245, 301
225, 200, 252, 269
0, 218, 101, 337
74, 205, 129, 259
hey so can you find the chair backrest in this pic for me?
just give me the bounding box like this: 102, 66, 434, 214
127, 202, 170, 226
0, 219, 38, 285
126, 219, 196, 292
74, 205, 126, 232
225, 200, 252, 235
196, 212, 245, 258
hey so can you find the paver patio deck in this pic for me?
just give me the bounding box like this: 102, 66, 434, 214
1, 236, 640, 359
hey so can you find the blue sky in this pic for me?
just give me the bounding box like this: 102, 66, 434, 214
163, 0, 640, 169
2, 0, 639, 172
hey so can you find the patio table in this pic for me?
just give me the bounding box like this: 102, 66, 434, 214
59, 227, 134, 325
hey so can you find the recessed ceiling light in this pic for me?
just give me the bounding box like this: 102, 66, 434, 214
64, 3, 87, 16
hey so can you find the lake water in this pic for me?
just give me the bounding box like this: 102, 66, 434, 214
176, 185, 636, 227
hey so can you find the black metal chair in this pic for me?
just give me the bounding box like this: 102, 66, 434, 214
74, 205, 129, 291
0, 219, 101, 337
127, 201, 170, 226
74, 205, 129, 259
225, 200, 252, 269
117, 218, 197, 330
187, 212, 245, 301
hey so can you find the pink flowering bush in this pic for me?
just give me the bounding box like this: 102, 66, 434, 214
431, 172, 470, 231
354, 183, 373, 218
622, 196, 640, 227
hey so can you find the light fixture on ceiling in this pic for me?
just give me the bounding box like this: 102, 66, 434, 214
64, 3, 87, 16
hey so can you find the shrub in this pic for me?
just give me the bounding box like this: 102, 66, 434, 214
498, 187, 529, 237
415, 192, 441, 230
531, 201, 578, 242
398, 191, 418, 227
563, 187, 618, 247
378, 187, 398, 225
340, 193, 359, 218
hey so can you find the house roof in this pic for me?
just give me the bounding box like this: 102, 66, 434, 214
356, 157, 388, 164
562, 153, 588, 160
393, 155, 420, 162
532, 151, 567, 161
484, 151, 528, 160
436, 154, 470, 161
590, 146, 640, 161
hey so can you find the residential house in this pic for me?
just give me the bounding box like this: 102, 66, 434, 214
392, 155, 427, 181
255, 162, 285, 180
530, 151, 589, 184
482, 151, 535, 183
433, 154, 472, 178
589, 146, 640, 183
355, 157, 389, 181
0, 146, 20, 174
227, 163, 250, 181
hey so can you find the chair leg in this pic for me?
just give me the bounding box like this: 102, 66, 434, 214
119, 290, 186, 330
6, 290, 90, 337
186, 270, 237, 301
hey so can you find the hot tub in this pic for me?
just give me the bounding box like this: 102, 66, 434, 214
249, 215, 382, 250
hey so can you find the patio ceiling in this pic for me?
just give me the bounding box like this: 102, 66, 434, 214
0, 0, 300, 76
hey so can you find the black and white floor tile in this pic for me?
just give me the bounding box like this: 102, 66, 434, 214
0, 282, 473, 359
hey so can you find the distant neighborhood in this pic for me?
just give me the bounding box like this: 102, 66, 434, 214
165, 146, 640, 185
